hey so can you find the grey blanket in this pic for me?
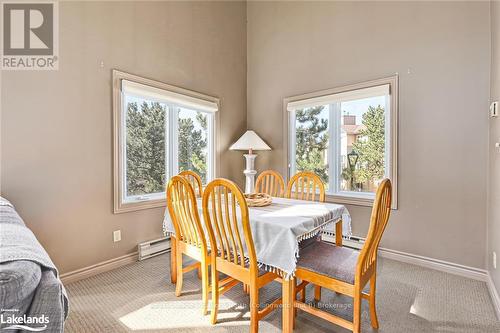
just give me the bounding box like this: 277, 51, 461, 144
0, 197, 68, 332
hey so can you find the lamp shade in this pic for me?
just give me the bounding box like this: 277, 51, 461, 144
230, 130, 271, 151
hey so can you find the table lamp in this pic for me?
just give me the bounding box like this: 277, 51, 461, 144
230, 130, 271, 193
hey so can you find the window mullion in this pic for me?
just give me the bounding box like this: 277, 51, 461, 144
169, 105, 179, 177
384, 95, 391, 178
167, 105, 171, 179
207, 113, 214, 182
336, 102, 342, 194
330, 102, 341, 194
289, 110, 296, 178
328, 105, 335, 194
122, 93, 128, 202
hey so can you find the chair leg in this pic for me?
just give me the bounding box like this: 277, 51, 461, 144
314, 285, 321, 302
197, 267, 202, 280
296, 284, 306, 327
170, 237, 177, 284
210, 267, 219, 325
299, 286, 306, 304
292, 279, 296, 329
249, 283, 259, 333
353, 289, 362, 333
175, 250, 183, 297
201, 261, 209, 316
369, 277, 379, 329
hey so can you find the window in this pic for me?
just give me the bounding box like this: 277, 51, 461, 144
285, 76, 398, 208
113, 71, 219, 213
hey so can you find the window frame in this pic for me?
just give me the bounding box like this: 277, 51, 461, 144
283, 75, 398, 209
113, 70, 220, 213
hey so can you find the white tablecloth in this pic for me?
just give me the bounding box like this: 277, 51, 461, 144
163, 197, 351, 278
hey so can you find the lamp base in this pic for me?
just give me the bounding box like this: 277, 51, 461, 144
243, 154, 257, 194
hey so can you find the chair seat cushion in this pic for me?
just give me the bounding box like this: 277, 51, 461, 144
297, 242, 359, 284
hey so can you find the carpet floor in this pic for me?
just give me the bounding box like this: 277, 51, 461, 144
64, 253, 500, 333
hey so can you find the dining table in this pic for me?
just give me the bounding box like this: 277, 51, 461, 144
163, 196, 351, 333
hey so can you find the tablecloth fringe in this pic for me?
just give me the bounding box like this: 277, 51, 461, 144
296, 218, 346, 242
257, 262, 295, 280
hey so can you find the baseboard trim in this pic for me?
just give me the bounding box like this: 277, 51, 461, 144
323, 233, 488, 281
60, 252, 138, 285
378, 247, 488, 282
486, 273, 500, 320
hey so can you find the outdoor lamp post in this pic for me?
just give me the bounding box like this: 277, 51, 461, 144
347, 150, 359, 191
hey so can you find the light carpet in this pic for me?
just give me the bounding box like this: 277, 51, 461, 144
64, 253, 500, 332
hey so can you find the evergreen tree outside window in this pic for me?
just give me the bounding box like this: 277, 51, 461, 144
294, 106, 329, 189
287, 78, 398, 207
339, 96, 386, 193
113, 71, 218, 213
124, 97, 215, 203
177, 108, 209, 184
125, 96, 167, 198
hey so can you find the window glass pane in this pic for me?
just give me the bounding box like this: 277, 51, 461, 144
125, 95, 167, 198
178, 108, 209, 184
294, 105, 329, 188
340, 95, 386, 193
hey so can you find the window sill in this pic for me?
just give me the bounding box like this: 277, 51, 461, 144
325, 193, 375, 208
114, 197, 166, 214
325, 192, 398, 210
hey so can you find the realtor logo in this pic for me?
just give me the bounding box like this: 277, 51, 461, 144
0, 310, 49, 331
1, 1, 58, 70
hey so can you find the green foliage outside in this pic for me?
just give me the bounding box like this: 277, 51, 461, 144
294, 104, 385, 192
178, 112, 208, 184
126, 101, 166, 196
342, 105, 385, 190
126, 101, 209, 197
295, 106, 329, 184
125, 98, 383, 196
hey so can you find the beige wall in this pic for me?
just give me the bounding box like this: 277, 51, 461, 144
0, 0, 494, 276
489, 0, 500, 295
247, 1, 490, 268
0, 1, 247, 274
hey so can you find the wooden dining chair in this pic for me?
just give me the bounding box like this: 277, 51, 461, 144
285, 171, 326, 306
292, 179, 392, 333
178, 170, 203, 197
166, 175, 210, 315
286, 171, 325, 202
255, 170, 285, 197
202, 178, 281, 333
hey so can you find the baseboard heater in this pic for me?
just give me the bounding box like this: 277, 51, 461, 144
138, 237, 171, 261
321, 232, 364, 250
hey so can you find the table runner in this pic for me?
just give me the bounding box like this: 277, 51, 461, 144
163, 197, 351, 278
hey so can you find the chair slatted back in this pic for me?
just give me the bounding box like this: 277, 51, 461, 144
255, 170, 285, 197
357, 179, 392, 279
286, 171, 325, 202
202, 179, 257, 271
179, 170, 203, 197
167, 176, 206, 249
